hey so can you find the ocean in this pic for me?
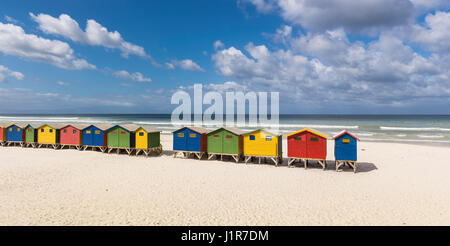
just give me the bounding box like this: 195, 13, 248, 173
1, 114, 450, 146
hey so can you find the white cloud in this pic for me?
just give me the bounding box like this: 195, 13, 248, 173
56, 81, 69, 86
0, 65, 25, 82
240, 0, 277, 13
245, 0, 415, 33
166, 59, 205, 72
212, 32, 449, 107
4, 15, 18, 24
407, 11, 450, 52
30, 13, 147, 58
214, 40, 225, 50
165, 62, 176, 70
112, 70, 152, 82
0, 22, 95, 70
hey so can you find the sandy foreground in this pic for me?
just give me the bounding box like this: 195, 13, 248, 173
0, 135, 449, 226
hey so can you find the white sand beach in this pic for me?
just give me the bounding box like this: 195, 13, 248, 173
0, 135, 449, 225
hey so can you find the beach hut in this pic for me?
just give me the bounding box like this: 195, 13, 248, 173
206, 127, 245, 162
5, 123, 26, 146
105, 124, 138, 155
172, 126, 209, 159
37, 124, 64, 149
0, 123, 8, 146
60, 124, 88, 150
24, 124, 40, 148
242, 129, 282, 166
287, 129, 328, 170
81, 124, 111, 152
332, 130, 360, 173
133, 126, 162, 156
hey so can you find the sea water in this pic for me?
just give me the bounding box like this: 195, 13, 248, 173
1, 114, 449, 146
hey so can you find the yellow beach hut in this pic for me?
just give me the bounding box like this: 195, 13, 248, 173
37, 124, 65, 149
243, 129, 282, 166
133, 126, 162, 156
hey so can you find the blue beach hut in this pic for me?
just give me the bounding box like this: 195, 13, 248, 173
6, 123, 25, 143
81, 124, 112, 152
173, 126, 209, 159
333, 131, 360, 172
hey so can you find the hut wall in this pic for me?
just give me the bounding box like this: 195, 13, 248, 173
287, 131, 308, 158
334, 133, 357, 161
107, 126, 130, 148
0, 128, 5, 141
82, 126, 106, 147
60, 126, 82, 145
173, 128, 205, 152
38, 126, 58, 144
148, 132, 160, 148
6, 124, 24, 142
135, 129, 148, 149
288, 131, 326, 159
25, 127, 37, 143
243, 130, 279, 157
207, 129, 241, 155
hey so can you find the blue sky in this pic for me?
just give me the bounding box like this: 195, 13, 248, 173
0, 0, 449, 114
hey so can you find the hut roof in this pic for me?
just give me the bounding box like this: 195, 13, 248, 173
61, 124, 90, 130
37, 123, 67, 129
332, 130, 360, 141
134, 125, 161, 133
24, 123, 41, 129
83, 124, 113, 131
208, 127, 246, 136
6, 123, 29, 128
286, 128, 328, 139
104, 124, 139, 132
173, 126, 210, 134
187, 126, 210, 134
120, 124, 141, 132
243, 128, 281, 137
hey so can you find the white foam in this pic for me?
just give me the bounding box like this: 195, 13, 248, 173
380, 126, 450, 132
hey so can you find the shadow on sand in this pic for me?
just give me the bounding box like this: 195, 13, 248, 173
159, 151, 378, 173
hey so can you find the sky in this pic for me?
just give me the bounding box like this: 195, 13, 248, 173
0, 0, 449, 114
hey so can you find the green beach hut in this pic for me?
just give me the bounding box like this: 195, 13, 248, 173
105, 124, 137, 155
24, 124, 40, 147
207, 127, 245, 162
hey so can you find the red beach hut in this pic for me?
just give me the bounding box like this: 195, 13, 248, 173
60, 124, 87, 150
0, 123, 7, 144
287, 129, 328, 169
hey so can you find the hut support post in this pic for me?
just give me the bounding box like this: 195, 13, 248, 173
318, 160, 326, 170
208, 154, 215, 160
270, 157, 278, 167
288, 158, 296, 167
347, 161, 357, 173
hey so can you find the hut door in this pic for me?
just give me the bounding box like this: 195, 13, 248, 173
174, 129, 187, 151
209, 132, 222, 154
25, 128, 33, 143
306, 133, 323, 159
109, 128, 119, 147
222, 132, 235, 154
186, 131, 201, 152
92, 129, 102, 146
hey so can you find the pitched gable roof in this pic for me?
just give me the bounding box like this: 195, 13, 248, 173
173, 126, 210, 134
286, 128, 328, 139
208, 127, 246, 136
332, 130, 360, 141
243, 128, 281, 137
